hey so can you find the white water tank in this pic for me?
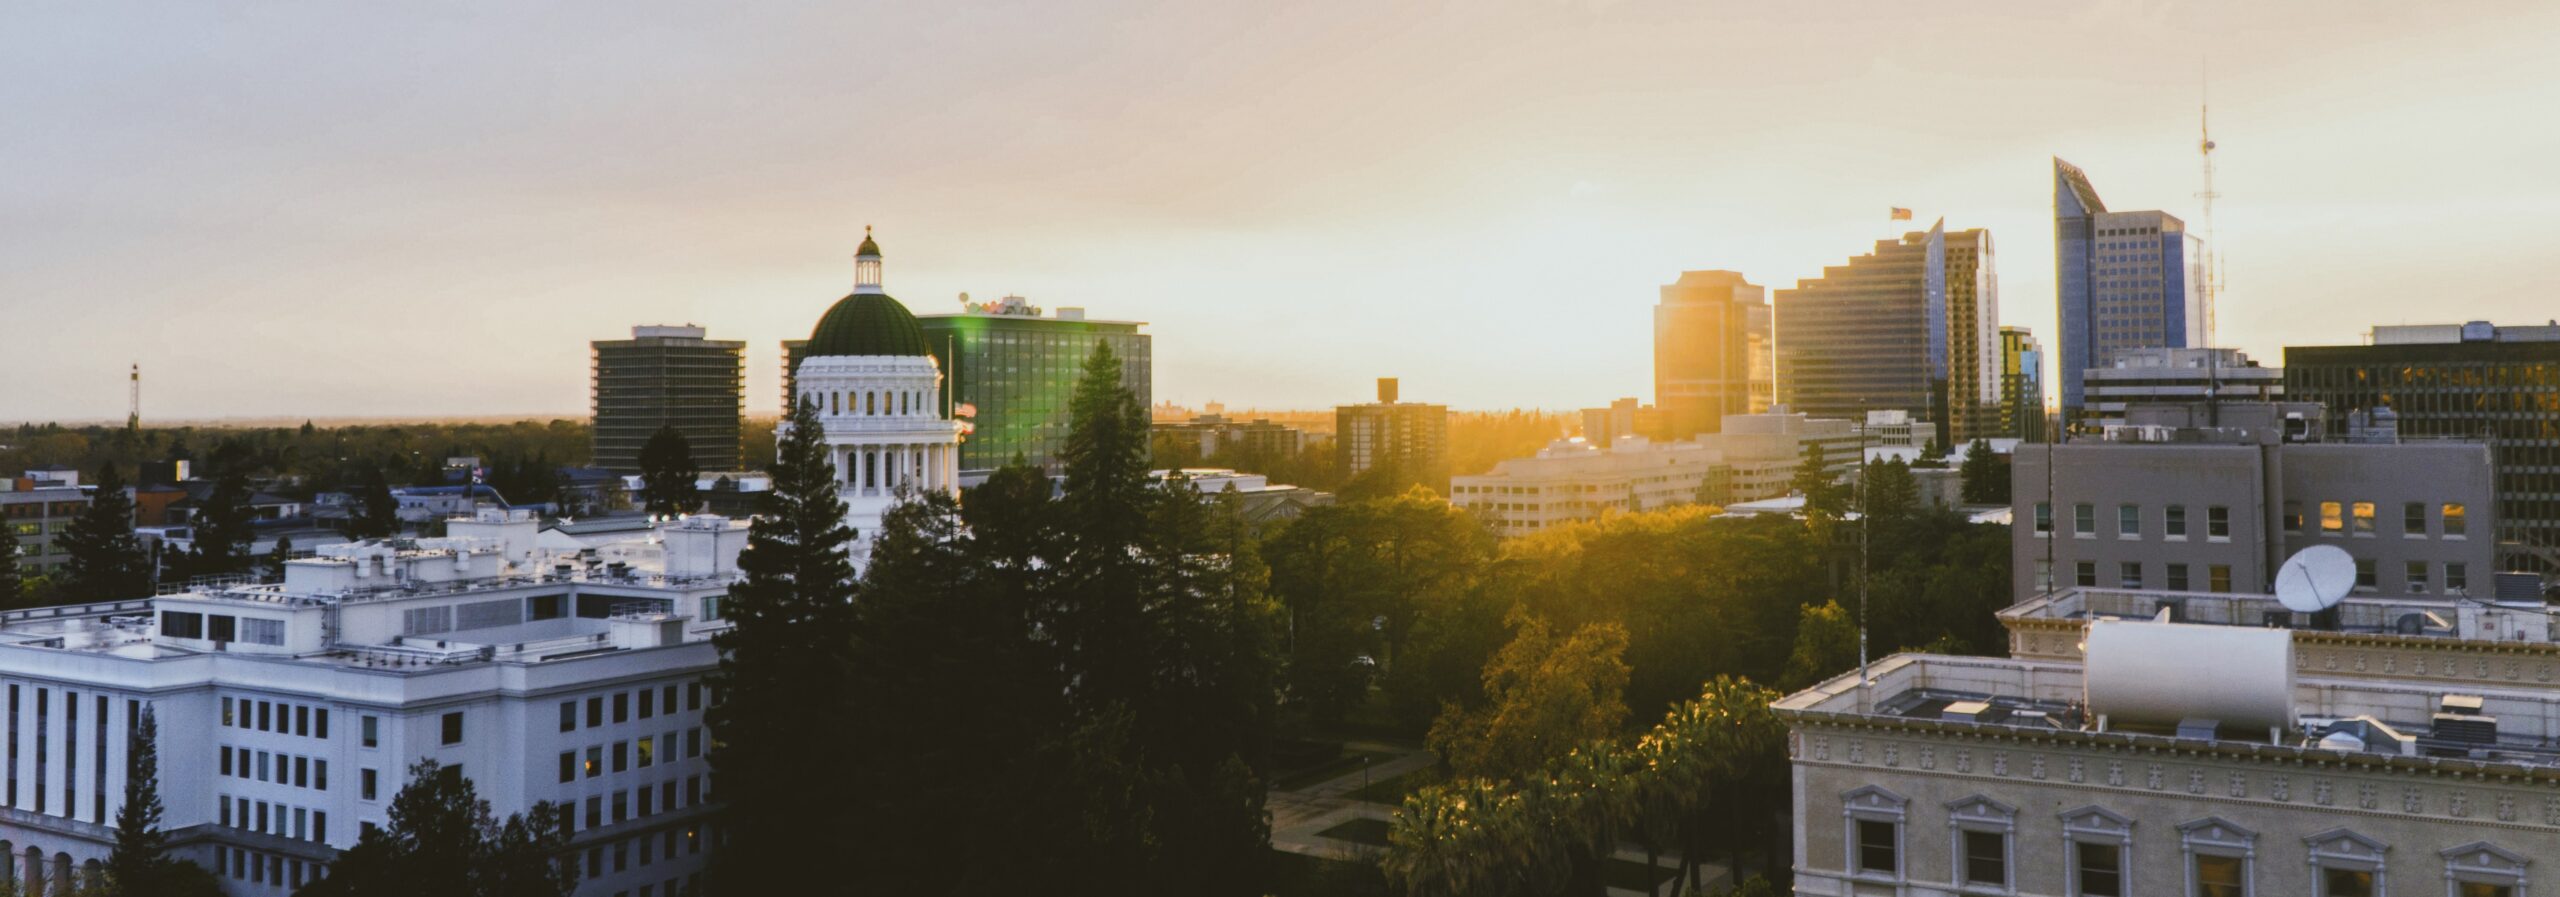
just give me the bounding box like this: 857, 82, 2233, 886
2084, 620, 2295, 733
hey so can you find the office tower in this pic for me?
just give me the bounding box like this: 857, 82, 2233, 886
1654, 270, 1773, 438
1999, 327, 2046, 442
2010, 402, 2493, 602
591, 325, 745, 474
2286, 321, 2560, 571
2052, 158, 2211, 423
1775, 221, 2000, 449
790, 230, 964, 565
2079, 347, 2281, 430
1578, 397, 1667, 447
1152, 415, 1305, 461
902, 294, 1151, 475
1335, 378, 1450, 494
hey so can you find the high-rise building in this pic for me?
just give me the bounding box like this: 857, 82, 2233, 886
1999, 327, 2046, 442
905, 294, 1151, 475
1775, 221, 2000, 448
2285, 321, 2560, 572
2080, 347, 2282, 430
788, 230, 964, 565
1653, 270, 1772, 439
1336, 378, 1450, 494
591, 325, 744, 474
2052, 158, 2210, 423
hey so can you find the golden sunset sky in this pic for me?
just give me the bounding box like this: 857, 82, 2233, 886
8, 1, 2560, 421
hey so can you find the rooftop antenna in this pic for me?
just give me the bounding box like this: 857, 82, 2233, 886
127, 363, 141, 431
2195, 63, 2224, 349
2273, 544, 2355, 628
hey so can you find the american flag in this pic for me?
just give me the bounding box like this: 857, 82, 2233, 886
1890, 207, 1913, 221
955, 402, 978, 418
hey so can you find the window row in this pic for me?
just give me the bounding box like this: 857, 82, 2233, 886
217, 746, 327, 791
220, 696, 329, 739
2035, 502, 2229, 540
218, 794, 327, 845
1841, 788, 2527, 897
161, 611, 285, 645
558, 729, 704, 783
566, 776, 706, 835
578, 828, 705, 894
2292, 500, 2468, 538
560, 682, 704, 733
219, 848, 323, 891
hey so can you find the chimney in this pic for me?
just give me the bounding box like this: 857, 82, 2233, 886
1377, 378, 1399, 404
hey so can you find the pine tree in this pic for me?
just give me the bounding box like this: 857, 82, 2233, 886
704, 396, 857, 894
292, 759, 572, 897
265, 536, 293, 582
107, 707, 177, 895
186, 466, 257, 579
60, 465, 151, 599
637, 425, 702, 517
1958, 437, 2009, 504
344, 464, 400, 540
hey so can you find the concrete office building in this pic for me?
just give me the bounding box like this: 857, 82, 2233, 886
591, 325, 745, 474
2010, 402, 2496, 603
787, 231, 964, 565
1654, 270, 1773, 439
2286, 322, 2560, 572
1776, 222, 2000, 448
1336, 379, 1451, 494
1999, 327, 2046, 442
1719, 412, 1862, 501
1, 474, 93, 578
1450, 437, 1726, 537
1152, 415, 1304, 462
0, 511, 745, 897
2080, 347, 2282, 431
2052, 158, 2211, 422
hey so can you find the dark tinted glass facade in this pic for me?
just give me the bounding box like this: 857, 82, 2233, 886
916, 314, 1151, 473
1776, 222, 1996, 447
591, 328, 745, 474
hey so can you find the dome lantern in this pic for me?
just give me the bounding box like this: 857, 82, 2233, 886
854, 225, 884, 296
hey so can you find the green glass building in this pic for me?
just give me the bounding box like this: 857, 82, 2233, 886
913, 296, 1151, 473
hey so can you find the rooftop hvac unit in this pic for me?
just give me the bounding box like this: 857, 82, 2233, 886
2441, 694, 2487, 716
2432, 712, 2498, 745
1940, 700, 2003, 724
2493, 572, 2543, 603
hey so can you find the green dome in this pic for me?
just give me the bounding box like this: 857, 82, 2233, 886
807, 292, 930, 357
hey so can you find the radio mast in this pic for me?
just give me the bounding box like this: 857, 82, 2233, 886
2195, 77, 2223, 348
127, 363, 141, 431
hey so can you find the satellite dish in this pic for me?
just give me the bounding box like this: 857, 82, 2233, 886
2274, 545, 2356, 613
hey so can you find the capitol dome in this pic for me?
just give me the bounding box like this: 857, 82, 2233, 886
805, 227, 929, 358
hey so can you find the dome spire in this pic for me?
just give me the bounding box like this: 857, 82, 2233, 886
854, 226, 883, 295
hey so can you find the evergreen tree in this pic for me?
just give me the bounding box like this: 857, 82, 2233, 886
292, 759, 572, 897
0, 517, 23, 608
185, 466, 258, 580
265, 536, 293, 582
637, 425, 701, 517
60, 465, 151, 599
105, 707, 220, 896
1861, 457, 1921, 522
344, 463, 400, 540
1791, 441, 1848, 517
704, 397, 857, 894
1958, 438, 2010, 504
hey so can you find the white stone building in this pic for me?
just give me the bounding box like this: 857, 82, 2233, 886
787, 230, 963, 564
0, 511, 744, 897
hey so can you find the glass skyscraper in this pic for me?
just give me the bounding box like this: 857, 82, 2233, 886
1653, 270, 1773, 440
2053, 158, 2210, 425
1774, 221, 2000, 449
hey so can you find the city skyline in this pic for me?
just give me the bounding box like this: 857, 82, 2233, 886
12, 2, 2560, 422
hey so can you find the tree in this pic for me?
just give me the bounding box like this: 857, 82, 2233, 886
184, 465, 258, 580
1958, 438, 2009, 504
638, 425, 701, 517
343, 463, 401, 540
1427, 615, 1632, 780
704, 396, 858, 895
1780, 599, 1860, 691
1790, 441, 1848, 518
59, 465, 151, 599
292, 759, 572, 897
265, 536, 293, 582
1262, 489, 1494, 725
0, 516, 23, 608
105, 708, 218, 897
1859, 457, 1920, 523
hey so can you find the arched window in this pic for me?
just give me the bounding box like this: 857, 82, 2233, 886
829, 391, 839, 415
867, 392, 877, 415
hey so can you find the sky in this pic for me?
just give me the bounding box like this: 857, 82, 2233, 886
8, 0, 2560, 423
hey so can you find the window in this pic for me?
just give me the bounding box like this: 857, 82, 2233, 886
2117, 504, 2140, 539
360, 768, 378, 801
586, 747, 602, 778
639, 690, 654, 720
242, 618, 285, 646
1840, 786, 1905, 880
361, 716, 378, 748
2062, 806, 2131, 897
1946, 796, 2013, 889
560, 702, 577, 733
2304, 829, 2385, 897
614, 693, 630, 724
2407, 561, 2429, 594
2282, 502, 2303, 533
440, 712, 463, 745
2181, 817, 2255, 897
2167, 564, 2189, 592
2207, 506, 2230, 540
2355, 559, 2376, 592
588, 697, 604, 728
2165, 505, 2187, 538
2321, 501, 2344, 534
2192, 855, 2244, 897
2404, 502, 2427, 536
162, 611, 204, 639
2034, 503, 2052, 535
316, 709, 328, 740
2209, 564, 2232, 593
613, 741, 629, 773
2449, 563, 2470, 594
559, 752, 576, 784
2075, 561, 2097, 588
2445, 502, 2468, 536
2350, 501, 2375, 536
2443, 841, 2528, 897
2035, 559, 2054, 593
701, 596, 724, 621
2074, 503, 2095, 537
638, 737, 654, 768
2118, 562, 2142, 589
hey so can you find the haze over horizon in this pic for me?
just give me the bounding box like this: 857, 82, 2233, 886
10, 1, 2560, 423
